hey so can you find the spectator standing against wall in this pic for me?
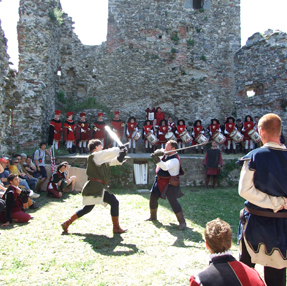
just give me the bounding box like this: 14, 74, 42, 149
204, 141, 222, 188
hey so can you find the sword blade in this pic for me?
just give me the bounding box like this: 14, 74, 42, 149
105, 125, 124, 146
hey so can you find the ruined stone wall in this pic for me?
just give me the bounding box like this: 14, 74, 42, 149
57, 0, 241, 127
13, 0, 62, 150
234, 30, 287, 128
0, 14, 10, 155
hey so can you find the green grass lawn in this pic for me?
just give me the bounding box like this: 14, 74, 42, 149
0, 186, 264, 286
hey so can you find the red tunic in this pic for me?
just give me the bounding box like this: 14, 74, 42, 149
76, 120, 89, 141
93, 120, 106, 140
63, 119, 76, 141
176, 125, 186, 140
155, 112, 165, 126
158, 126, 168, 143
143, 125, 153, 137
225, 123, 236, 140
243, 122, 254, 140
192, 126, 204, 145
50, 119, 62, 141
168, 121, 176, 132
126, 122, 138, 139
208, 123, 220, 140
110, 119, 124, 140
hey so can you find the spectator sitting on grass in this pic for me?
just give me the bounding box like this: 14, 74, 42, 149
47, 162, 77, 197
0, 174, 32, 227
20, 153, 43, 193
9, 158, 40, 200
0, 157, 10, 187
33, 142, 49, 185
0, 162, 7, 196
23, 155, 40, 178
14, 154, 38, 192
189, 218, 265, 286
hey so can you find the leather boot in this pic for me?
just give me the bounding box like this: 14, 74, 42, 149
112, 216, 127, 233
80, 147, 83, 154
175, 211, 186, 230
205, 178, 210, 188
133, 148, 136, 153
213, 178, 217, 189
61, 213, 78, 233
146, 208, 157, 221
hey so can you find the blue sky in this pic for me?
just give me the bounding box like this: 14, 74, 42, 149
0, 0, 287, 69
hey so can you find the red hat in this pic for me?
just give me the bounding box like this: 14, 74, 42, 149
67, 111, 73, 117
98, 112, 103, 117
0, 158, 9, 163
114, 111, 120, 115
55, 110, 61, 115
80, 112, 86, 117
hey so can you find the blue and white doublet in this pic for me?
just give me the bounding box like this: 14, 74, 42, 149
238, 142, 287, 269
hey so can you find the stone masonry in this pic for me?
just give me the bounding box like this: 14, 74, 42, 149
0, 6, 10, 155
0, 0, 287, 153
234, 30, 287, 127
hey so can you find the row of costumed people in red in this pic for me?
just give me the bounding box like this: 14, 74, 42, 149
48, 109, 261, 154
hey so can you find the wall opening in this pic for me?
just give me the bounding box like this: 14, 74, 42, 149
245, 81, 265, 97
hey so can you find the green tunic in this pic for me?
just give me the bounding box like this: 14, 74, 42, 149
81, 147, 121, 205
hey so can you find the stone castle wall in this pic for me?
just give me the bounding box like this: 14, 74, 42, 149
1, 0, 287, 153
57, 0, 241, 127
0, 10, 11, 155
234, 30, 287, 128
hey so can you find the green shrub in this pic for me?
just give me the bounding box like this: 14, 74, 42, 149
170, 33, 180, 45
48, 6, 63, 26
200, 55, 207, 61
187, 39, 194, 47
57, 90, 66, 103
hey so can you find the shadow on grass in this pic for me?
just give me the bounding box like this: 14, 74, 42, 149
71, 232, 139, 256
151, 220, 203, 248
29, 190, 79, 209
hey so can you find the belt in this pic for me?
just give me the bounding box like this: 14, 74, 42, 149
89, 178, 110, 188
245, 206, 287, 218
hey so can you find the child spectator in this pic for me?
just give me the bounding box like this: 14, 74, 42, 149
189, 218, 265, 286
0, 174, 32, 226
47, 161, 77, 197
204, 141, 223, 188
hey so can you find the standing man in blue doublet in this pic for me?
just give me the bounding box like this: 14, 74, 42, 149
238, 113, 287, 286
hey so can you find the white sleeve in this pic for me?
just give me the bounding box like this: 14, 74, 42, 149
93, 147, 120, 166
238, 161, 286, 212
156, 158, 180, 176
